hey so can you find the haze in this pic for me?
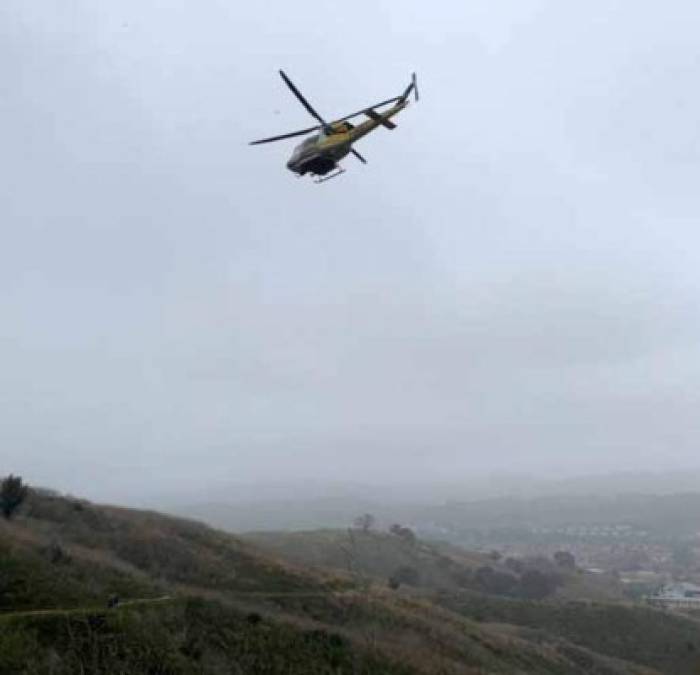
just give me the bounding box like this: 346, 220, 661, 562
2, 1, 700, 504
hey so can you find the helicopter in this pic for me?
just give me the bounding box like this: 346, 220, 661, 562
250, 71, 419, 183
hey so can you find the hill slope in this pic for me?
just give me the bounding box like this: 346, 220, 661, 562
244, 528, 489, 591
246, 528, 700, 675
0, 488, 694, 674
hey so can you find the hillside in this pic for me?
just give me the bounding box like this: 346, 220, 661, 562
0, 488, 696, 673
245, 527, 700, 674
438, 591, 700, 675
244, 528, 489, 591
244, 528, 623, 602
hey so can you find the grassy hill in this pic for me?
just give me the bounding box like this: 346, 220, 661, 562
0, 487, 697, 673
244, 527, 622, 602
438, 591, 700, 675
0, 599, 420, 675
244, 528, 489, 591
246, 527, 700, 674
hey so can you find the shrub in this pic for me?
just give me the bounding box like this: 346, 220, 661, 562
505, 557, 525, 574
474, 566, 518, 596
389, 524, 416, 545
353, 514, 376, 532
553, 551, 576, 569
388, 565, 420, 589
518, 569, 561, 599
1, 475, 29, 519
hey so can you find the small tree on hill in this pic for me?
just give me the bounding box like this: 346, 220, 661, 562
353, 513, 376, 533
505, 557, 525, 574
474, 565, 518, 595
1, 475, 29, 519
553, 550, 576, 570
519, 569, 560, 599
389, 524, 416, 545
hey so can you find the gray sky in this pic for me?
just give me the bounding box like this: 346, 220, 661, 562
2, 1, 700, 502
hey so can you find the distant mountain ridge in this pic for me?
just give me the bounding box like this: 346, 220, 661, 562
150, 469, 700, 511
167, 473, 700, 536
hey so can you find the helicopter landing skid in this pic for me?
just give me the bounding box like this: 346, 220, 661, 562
314, 167, 345, 184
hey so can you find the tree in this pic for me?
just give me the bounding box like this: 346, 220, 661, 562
353, 513, 376, 533
1, 475, 29, 519
389, 524, 416, 544
519, 569, 560, 599
553, 550, 576, 570
339, 528, 371, 594
505, 557, 525, 574
474, 565, 518, 595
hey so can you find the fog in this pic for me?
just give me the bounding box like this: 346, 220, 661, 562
2, 1, 700, 504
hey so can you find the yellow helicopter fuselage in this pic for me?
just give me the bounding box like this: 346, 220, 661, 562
286, 100, 409, 177
251, 70, 418, 181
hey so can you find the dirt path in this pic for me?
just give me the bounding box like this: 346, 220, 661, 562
0, 596, 175, 620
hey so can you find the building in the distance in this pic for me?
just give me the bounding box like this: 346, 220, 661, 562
646, 582, 700, 610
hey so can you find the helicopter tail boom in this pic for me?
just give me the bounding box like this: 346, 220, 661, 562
364, 108, 397, 129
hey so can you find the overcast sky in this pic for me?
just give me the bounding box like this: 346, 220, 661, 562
2, 1, 700, 503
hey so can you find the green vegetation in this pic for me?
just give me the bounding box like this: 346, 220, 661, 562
1, 487, 698, 673
0, 539, 161, 612
0, 599, 418, 675
245, 527, 700, 674
245, 528, 572, 600
244, 528, 489, 592
439, 591, 700, 675
0, 475, 29, 520
19, 490, 320, 595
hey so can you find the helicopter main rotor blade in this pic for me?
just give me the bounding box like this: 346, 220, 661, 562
279, 70, 329, 128
334, 96, 403, 124
249, 125, 320, 145
350, 148, 367, 164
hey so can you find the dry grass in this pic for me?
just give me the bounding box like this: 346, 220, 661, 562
0, 490, 688, 674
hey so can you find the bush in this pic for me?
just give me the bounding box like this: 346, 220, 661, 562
474, 566, 518, 596
553, 551, 576, 570
505, 557, 525, 574
353, 514, 376, 532
518, 569, 561, 599
388, 565, 420, 589
1, 475, 29, 519
389, 524, 416, 544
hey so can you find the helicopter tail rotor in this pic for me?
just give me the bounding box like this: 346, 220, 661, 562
401, 72, 419, 103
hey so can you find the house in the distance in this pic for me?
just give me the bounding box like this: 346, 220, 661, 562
646, 582, 700, 610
